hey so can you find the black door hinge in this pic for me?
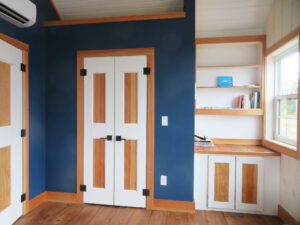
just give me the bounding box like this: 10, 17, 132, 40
20, 63, 26, 72
21, 193, 26, 202
143, 67, 150, 75
80, 184, 86, 192
80, 69, 87, 76
21, 129, 26, 138
143, 189, 150, 196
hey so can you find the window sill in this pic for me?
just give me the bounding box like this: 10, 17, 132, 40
262, 139, 298, 159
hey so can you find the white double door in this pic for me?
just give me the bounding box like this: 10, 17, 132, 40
83, 55, 147, 208
0, 40, 23, 224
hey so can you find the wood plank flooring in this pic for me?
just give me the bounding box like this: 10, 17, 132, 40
14, 202, 283, 225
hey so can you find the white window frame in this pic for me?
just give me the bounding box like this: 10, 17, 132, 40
274, 46, 298, 147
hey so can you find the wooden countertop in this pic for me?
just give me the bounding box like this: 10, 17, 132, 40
195, 144, 281, 156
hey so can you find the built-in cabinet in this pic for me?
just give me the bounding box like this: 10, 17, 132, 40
236, 157, 264, 212
194, 154, 280, 215
208, 156, 235, 209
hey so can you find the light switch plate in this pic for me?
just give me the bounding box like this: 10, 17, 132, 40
160, 175, 167, 186
161, 116, 168, 126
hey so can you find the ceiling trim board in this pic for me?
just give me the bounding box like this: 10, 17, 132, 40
50, 0, 62, 20
44, 11, 186, 27
196, 35, 266, 45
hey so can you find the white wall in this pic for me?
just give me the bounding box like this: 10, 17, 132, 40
265, 0, 300, 221
266, 0, 300, 48
280, 155, 300, 221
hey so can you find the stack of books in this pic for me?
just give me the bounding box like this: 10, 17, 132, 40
236, 92, 260, 109
194, 135, 214, 147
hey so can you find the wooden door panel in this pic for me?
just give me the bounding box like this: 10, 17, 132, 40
93, 139, 105, 188
124, 140, 137, 190
0, 61, 11, 127
93, 73, 106, 123
124, 73, 137, 124
0, 146, 11, 212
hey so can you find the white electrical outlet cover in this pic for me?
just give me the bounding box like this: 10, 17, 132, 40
161, 116, 168, 126
160, 175, 167, 186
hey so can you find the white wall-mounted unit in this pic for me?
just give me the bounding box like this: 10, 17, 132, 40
0, 0, 36, 28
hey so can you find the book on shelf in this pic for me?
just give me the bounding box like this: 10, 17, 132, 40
194, 134, 214, 147
237, 92, 260, 109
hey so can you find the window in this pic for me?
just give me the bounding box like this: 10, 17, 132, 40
274, 46, 299, 146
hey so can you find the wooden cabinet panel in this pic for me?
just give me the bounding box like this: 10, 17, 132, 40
236, 157, 264, 211
208, 156, 235, 209
214, 163, 229, 202
242, 164, 258, 204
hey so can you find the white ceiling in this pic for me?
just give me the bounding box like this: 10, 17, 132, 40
52, 0, 184, 20
196, 0, 274, 37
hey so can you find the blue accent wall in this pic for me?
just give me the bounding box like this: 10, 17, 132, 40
0, 0, 57, 199
1, 0, 195, 202
45, 0, 195, 202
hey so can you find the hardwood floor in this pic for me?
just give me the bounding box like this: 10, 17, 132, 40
14, 202, 283, 225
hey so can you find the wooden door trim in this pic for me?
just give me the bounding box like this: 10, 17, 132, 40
0, 34, 29, 214
77, 48, 155, 209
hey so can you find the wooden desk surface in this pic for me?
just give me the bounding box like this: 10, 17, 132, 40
195, 144, 281, 156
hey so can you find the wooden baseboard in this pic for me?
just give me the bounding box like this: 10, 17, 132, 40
28, 192, 47, 212
211, 138, 262, 145
152, 199, 195, 213
29, 193, 194, 214
278, 205, 300, 225
28, 191, 80, 212
45, 191, 81, 204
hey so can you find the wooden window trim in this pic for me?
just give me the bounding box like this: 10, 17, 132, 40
77, 48, 155, 209
0, 33, 30, 214
263, 28, 300, 160
44, 12, 186, 27
265, 27, 300, 57
262, 139, 297, 159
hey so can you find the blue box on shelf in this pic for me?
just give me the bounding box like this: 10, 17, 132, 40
218, 76, 233, 87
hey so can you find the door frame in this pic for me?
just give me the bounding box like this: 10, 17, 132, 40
0, 33, 29, 214
76, 48, 155, 209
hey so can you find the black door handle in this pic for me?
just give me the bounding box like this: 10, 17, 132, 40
100, 135, 112, 141
116, 136, 126, 141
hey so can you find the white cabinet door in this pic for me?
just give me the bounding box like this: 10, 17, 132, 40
83, 57, 115, 205
208, 156, 235, 209
114, 56, 147, 208
0, 40, 23, 225
236, 156, 264, 211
